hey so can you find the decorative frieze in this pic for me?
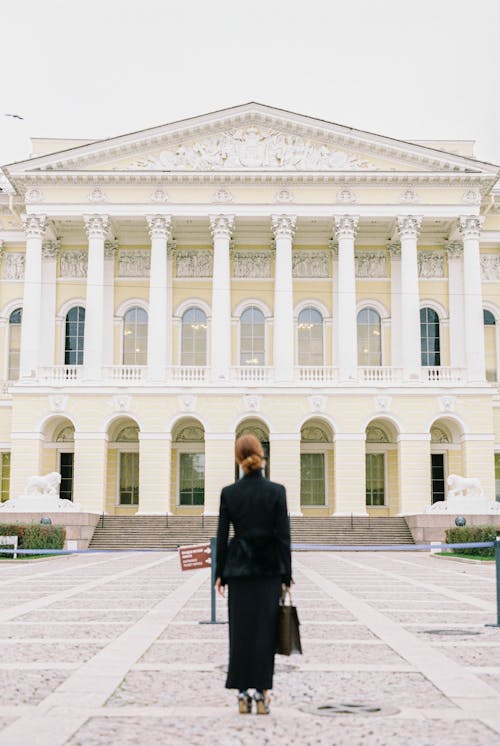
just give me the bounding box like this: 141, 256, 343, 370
399, 187, 419, 203
292, 250, 329, 278
150, 188, 169, 203
59, 250, 87, 278
175, 250, 213, 277
480, 254, 500, 281
233, 251, 272, 278
25, 188, 44, 203
118, 250, 151, 277
2, 253, 25, 280
274, 188, 295, 203
462, 188, 481, 205
417, 251, 445, 278
355, 251, 387, 278
87, 187, 108, 203
212, 188, 234, 203
127, 127, 377, 171
336, 188, 357, 204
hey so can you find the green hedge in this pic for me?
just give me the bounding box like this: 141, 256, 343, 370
445, 525, 496, 557
0, 523, 66, 551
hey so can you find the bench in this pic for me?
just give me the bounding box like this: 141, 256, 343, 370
0, 535, 18, 559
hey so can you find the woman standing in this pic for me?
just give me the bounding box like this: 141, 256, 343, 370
215, 434, 292, 715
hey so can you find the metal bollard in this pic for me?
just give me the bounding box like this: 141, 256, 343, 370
200, 537, 226, 625
486, 530, 500, 628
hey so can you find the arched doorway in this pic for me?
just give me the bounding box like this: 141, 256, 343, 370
429, 418, 463, 504
41, 417, 75, 502
365, 418, 399, 514
300, 419, 333, 512
236, 419, 270, 479
171, 418, 205, 509
107, 417, 141, 512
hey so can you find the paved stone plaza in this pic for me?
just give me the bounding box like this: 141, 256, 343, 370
0, 550, 499, 745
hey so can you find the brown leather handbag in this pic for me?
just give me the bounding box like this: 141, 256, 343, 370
276, 589, 302, 656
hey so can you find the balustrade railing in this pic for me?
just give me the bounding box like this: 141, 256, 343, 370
169, 366, 208, 383
37, 365, 82, 382
102, 365, 147, 382
421, 366, 466, 384
231, 366, 272, 383
296, 366, 339, 383
358, 366, 402, 383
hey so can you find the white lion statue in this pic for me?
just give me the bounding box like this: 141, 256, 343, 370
25, 472, 61, 496
447, 473, 484, 500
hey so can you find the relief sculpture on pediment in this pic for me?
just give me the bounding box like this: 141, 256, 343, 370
126, 127, 376, 171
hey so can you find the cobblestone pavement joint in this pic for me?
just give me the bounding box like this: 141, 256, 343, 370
0, 550, 499, 745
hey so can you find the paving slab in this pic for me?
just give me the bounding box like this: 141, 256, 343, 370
0, 549, 500, 745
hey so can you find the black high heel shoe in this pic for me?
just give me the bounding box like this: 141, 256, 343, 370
238, 690, 252, 714
253, 690, 270, 715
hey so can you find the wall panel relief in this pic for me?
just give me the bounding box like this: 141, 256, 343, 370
175, 250, 213, 277
355, 251, 387, 278
3, 253, 25, 280
417, 251, 445, 278
292, 251, 329, 278
118, 250, 151, 277
480, 255, 500, 281
233, 251, 272, 278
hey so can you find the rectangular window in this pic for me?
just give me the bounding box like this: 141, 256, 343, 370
366, 453, 385, 506
1, 453, 10, 502
300, 453, 325, 505
179, 452, 205, 505
59, 452, 74, 501
495, 454, 500, 502
119, 452, 139, 505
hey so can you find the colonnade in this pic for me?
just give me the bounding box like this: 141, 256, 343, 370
19, 212, 486, 383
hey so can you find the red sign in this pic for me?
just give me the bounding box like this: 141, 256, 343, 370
179, 542, 212, 571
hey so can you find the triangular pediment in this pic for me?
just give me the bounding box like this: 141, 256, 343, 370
4, 103, 499, 178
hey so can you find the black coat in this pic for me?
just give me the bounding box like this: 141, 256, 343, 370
215, 471, 292, 586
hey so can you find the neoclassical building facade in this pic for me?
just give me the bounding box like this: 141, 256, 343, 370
0, 103, 499, 517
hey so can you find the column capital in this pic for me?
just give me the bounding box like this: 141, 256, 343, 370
396, 215, 422, 240
147, 214, 172, 240
22, 214, 47, 239
458, 215, 483, 240
387, 241, 401, 259
333, 215, 358, 241
446, 240, 463, 258
84, 214, 109, 240
272, 214, 296, 240
42, 239, 60, 259
210, 214, 234, 241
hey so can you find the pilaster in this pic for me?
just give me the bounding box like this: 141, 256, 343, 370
397, 215, 422, 380
387, 242, 402, 369
333, 216, 358, 381
137, 433, 172, 513
19, 214, 47, 377
459, 216, 485, 382
73, 433, 108, 513
272, 215, 296, 382
103, 240, 117, 367
333, 434, 367, 515
204, 434, 235, 514
447, 241, 466, 369
269, 434, 301, 515
397, 434, 431, 514
147, 215, 172, 381
39, 239, 59, 367
83, 215, 109, 380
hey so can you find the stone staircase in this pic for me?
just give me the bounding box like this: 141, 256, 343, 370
88, 515, 415, 550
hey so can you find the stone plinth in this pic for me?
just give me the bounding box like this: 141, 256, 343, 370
405, 513, 500, 544
0, 512, 100, 550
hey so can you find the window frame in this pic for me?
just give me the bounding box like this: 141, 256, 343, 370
238, 305, 267, 366
357, 306, 382, 366
175, 442, 205, 507
484, 308, 497, 383
181, 306, 208, 366
297, 307, 324, 366
420, 306, 441, 367
365, 449, 387, 507
117, 450, 140, 506
7, 307, 22, 381
64, 305, 86, 366
122, 305, 149, 366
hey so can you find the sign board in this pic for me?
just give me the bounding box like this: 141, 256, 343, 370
179, 542, 212, 571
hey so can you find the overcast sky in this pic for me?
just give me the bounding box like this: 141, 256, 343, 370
1, 0, 499, 165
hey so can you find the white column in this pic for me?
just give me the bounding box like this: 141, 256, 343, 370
146, 215, 172, 381
83, 215, 109, 380
331, 241, 339, 368
20, 214, 46, 377
272, 215, 296, 382
209, 215, 234, 381
39, 240, 58, 367
103, 240, 117, 367
388, 242, 402, 369
333, 215, 358, 381
459, 216, 485, 382
447, 241, 466, 370
397, 216, 422, 380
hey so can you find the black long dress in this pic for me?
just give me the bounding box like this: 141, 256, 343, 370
215, 471, 292, 691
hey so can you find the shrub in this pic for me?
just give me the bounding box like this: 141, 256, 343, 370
445, 525, 496, 557
0, 523, 66, 552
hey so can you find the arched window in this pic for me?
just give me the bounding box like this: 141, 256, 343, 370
64, 306, 85, 365
420, 307, 440, 366
240, 306, 265, 365
116, 425, 140, 506
357, 308, 381, 365
181, 308, 207, 366
123, 307, 148, 365
8, 308, 22, 381
298, 308, 323, 365
484, 310, 497, 382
